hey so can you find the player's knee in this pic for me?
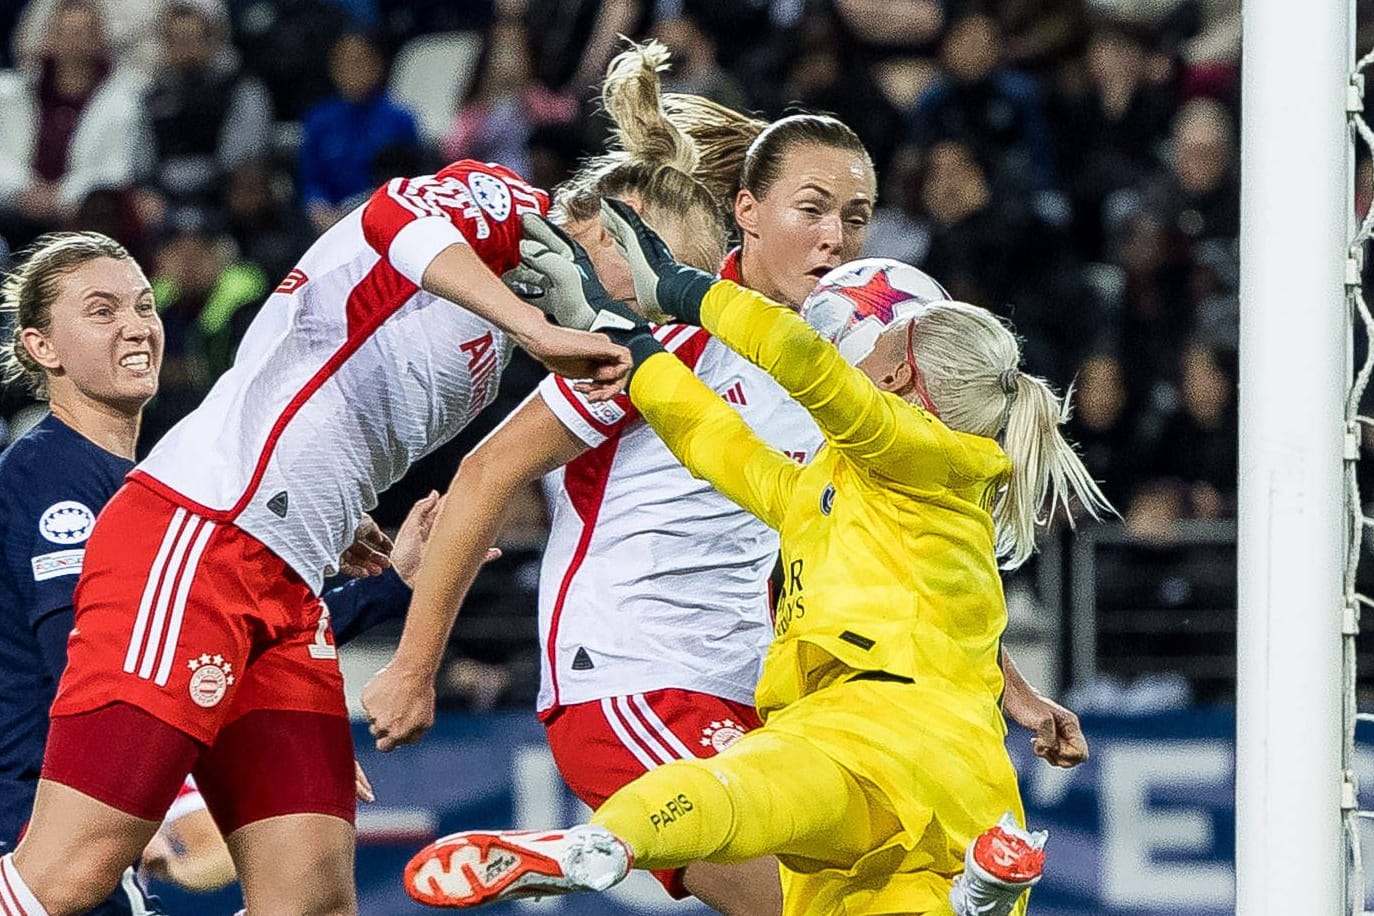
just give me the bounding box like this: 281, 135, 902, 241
20, 855, 126, 915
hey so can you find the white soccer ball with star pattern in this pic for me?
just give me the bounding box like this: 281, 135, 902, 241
800, 258, 950, 364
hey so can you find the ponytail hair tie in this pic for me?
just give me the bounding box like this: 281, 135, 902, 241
999, 368, 1019, 395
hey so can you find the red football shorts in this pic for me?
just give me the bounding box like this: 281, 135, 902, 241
48, 481, 352, 824
544, 689, 762, 898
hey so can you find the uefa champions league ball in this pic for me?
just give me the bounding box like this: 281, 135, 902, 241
800, 258, 950, 364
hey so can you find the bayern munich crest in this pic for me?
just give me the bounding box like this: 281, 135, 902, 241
699, 719, 745, 753
186, 653, 235, 708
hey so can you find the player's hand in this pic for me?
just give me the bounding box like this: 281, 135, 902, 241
355, 759, 376, 803
521, 323, 632, 401
339, 515, 392, 578
391, 491, 438, 587
1007, 692, 1089, 768
517, 213, 647, 334
362, 662, 438, 752
599, 199, 675, 319
601, 199, 714, 325
392, 491, 502, 586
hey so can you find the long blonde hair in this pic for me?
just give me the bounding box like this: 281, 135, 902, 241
905, 301, 1114, 568
555, 38, 767, 246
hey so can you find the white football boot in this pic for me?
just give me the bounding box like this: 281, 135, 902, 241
404, 824, 633, 908
948, 812, 1048, 916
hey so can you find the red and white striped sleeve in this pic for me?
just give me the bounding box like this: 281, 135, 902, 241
359, 160, 550, 287
538, 324, 712, 448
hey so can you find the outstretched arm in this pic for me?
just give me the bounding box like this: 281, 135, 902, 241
603, 200, 968, 486
629, 352, 802, 530
511, 212, 803, 529
362, 392, 587, 751
421, 243, 629, 399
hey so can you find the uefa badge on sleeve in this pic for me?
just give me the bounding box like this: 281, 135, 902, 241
186, 653, 235, 708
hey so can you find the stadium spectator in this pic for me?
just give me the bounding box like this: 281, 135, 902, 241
523, 0, 646, 96
1067, 352, 1148, 510
654, 14, 749, 111
1054, 18, 1176, 259
299, 30, 420, 233
10, 0, 165, 77
1110, 206, 1194, 407
222, 159, 317, 286
0, 0, 148, 249
1146, 97, 1239, 244
440, 19, 577, 182
141, 206, 267, 444
226, 0, 351, 121
143, 0, 272, 207
909, 10, 1058, 192
1136, 338, 1238, 522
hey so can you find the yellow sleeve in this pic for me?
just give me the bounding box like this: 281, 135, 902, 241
699, 280, 967, 486
629, 349, 801, 530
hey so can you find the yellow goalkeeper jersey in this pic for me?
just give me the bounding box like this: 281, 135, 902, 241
630, 280, 1013, 722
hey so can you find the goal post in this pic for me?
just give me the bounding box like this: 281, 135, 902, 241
1236, 0, 1350, 912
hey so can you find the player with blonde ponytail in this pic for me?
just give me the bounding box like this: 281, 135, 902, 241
888, 300, 1113, 568
402, 197, 1115, 915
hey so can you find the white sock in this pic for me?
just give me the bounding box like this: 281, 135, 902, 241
0, 854, 52, 916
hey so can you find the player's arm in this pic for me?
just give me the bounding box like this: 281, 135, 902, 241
630, 354, 801, 530
422, 243, 628, 394
1000, 648, 1088, 768
359, 180, 629, 397
14, 484, 103, 680
603, 201, 958, 485
512, 214, 802, 529
362, 391, 588, 751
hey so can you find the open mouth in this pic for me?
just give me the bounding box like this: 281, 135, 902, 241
119, 353, 151, 371
807, 265, 836, 280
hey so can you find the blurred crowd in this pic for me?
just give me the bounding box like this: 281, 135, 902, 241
0, 0, 1267, 703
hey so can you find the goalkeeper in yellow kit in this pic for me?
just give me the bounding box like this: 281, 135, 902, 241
403, 202, 1113, 916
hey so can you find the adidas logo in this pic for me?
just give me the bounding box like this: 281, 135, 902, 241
267, 491, 289, 518
571, 647, 595, 670
722, 380, 747, 405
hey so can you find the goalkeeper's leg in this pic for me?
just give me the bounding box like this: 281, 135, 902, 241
590, 727, 893, 869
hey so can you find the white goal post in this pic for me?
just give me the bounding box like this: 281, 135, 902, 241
1237, 0, 1350, 913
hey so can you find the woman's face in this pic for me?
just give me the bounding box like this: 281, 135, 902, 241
736, 143, 875, 309
24, 257, 163, 413
330, 35, 385, 101
567, 198, 722, 313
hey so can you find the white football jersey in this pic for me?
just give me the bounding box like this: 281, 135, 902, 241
536, 324, 822, 714
135, 161, 549, 590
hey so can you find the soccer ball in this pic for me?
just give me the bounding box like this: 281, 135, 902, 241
800, 258, 950, 364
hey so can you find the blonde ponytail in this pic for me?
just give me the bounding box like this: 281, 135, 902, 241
996, 373, 1114, 568
600, 40, 698, 175
905, 301, 1114, 568
552, 39, 741, 271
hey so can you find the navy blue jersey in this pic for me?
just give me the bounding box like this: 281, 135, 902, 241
0, 415, 160, 914
0, 415, 409, 913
